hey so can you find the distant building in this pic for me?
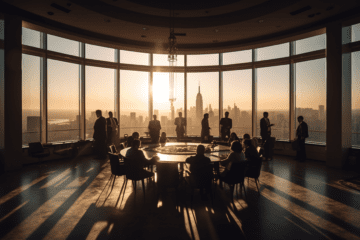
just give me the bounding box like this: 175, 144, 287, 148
196, 86, 203, 120
161, 116, 167, 126
154, 109, 159, 117
130, 112, 136, 127
319, 105, 325, 120
139, 116, 143, 126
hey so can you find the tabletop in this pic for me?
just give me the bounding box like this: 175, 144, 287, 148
120, 142, 231, 163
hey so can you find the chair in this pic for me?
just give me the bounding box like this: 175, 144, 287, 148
28, 142, 50, 161
108, 153, 127, 196
245, 159, 263, 193
186, 164, 214, 204
219, 162, 247, 201
123, 157, 154, 200
156, 162, 181, 199
109, 145, 117, 154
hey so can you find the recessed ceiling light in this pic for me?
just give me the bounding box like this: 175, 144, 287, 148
143, 27, 148, 31
214, 29, 219, 33
141, 35, 146, 38
47, 11, 54, 15
258, 20, 264, 23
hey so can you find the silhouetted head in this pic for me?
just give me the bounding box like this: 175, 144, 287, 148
243, 133, 251, 140
132, 139, 141, 149
230, 132, 238, 139
178, 112, 182, 117
161, 132, 166, 138
196, 145, 205, 156
132, 132, 140, 139
108, 111, 113, 118
96, 110, 102, 118
225, 112, 229, 117
153, 115, 157, 120
263, 112, 269, 118
244, 139, 253, 148
297, 116, 304, 123
204, 113, 209, 119
230, 141, 243, 153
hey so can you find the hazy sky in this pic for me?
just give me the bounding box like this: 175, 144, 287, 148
18, 25, 360, 117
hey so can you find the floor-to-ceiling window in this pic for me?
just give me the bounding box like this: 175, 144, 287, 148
187, 54, 219, 66
22, 27, 40, 48
153, 72, 184, 137
119, 70, 149, 138
22, 54, 41, 145
295, 58, 326, 144
85, 66, 115, 139
86, 44, 115, 62
352, 23, 360, 42
352, 51, 360, 147
48, 34, 79, 56
0, 19, 4, 149
295, 34, 326, 54
257, 65, 290, 140
223, 50, 252, 65
120, 50, 149, 66
187, 72, 219, 137
257, 43, 289, 61
48, 59, 80, 143
223, 70, 252, 138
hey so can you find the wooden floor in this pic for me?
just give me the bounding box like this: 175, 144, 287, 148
0, 153, 360, 240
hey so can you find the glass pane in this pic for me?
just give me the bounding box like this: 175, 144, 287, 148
352, 51, 360, 147
48, 34, 79, 56
22, 54, 41, 145
296, 34, 326, 54
0, 49, 4, 149
223, 70, 252, 139
187, 54, 219, 66
153, 72, 184, 137
352, 23, 360, 42
120, 70, 149, 138
187, 72, 219, 137
22, 27, 41, 48
120, 50, 149, 66
86, 66, 115, 139
257, 43, 289, 61
295, 58, 326, 144
257, 65, 289, 141
0, 19, 4, 40
86, 44, 115, 62
223, 50, 252, 65
153, 54, 184, 66
48, 59, 80, 143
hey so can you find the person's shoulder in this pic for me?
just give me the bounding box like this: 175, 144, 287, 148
186, 156, 195, 162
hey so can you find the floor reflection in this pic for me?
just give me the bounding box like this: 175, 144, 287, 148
0, 154, 359, 240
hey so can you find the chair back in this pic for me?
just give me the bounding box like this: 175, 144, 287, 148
109, 145, 117, 154
109, 153, 125, 176
123, 157, 142, 180
190, 164, 213, 188
156, 162, 180, 187
226, 162, 246, 184
246, 159, 262, 179
28, 142, 44, 155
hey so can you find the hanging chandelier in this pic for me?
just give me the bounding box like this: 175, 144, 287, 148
168, 8, 177, 65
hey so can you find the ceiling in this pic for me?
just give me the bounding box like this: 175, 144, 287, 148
2, 0, 360, 53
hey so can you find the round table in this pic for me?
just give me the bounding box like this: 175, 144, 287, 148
120, 142, 230, 163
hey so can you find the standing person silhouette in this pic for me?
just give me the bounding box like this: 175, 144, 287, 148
201, 113, 210, 142
148, 115, 161, 143
260, 112, 274, 160
93, 110, 107, 159
106, 111, 118, 146
220, 111, 232, 141
174, 112, 186, 142
295, 116, 309, 162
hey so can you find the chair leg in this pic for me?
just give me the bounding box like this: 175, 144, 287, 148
242, 182, 247, 201
230, 184, 234, 202
255, 178, 260, 193
134, 181, 137, 194
142, 179, 146, 201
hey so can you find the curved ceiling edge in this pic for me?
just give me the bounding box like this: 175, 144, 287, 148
69, 0, 301, 28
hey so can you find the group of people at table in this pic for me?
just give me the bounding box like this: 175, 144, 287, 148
92, 109, 309, 163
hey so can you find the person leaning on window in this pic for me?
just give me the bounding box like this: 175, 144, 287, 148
220, 141, 246, 180
295, 116, 309, 162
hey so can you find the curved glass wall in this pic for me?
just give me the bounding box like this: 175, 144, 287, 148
352, 51, 360, 147
0, 19, 4, 40
11, 23, 360, 147
352, 23, 360, 42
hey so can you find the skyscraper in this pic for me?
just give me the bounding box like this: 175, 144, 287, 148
196, 86, 203, 120
319, 105, 325, 121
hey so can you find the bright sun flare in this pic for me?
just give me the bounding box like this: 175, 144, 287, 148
153, 73, 170, 103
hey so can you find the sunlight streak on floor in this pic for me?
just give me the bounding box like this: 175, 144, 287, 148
53, 176, 70, 188
226, 206, 245, 236
261, 187, 359, 239
284, 216, 313, 236
0, 175, 49, 205
85, 221, 108, 240
260, 171, 360, 229
43, 163, 110, 240
40, 168, 71, 189
183, 207, 200, 240
0, 200, 29, 223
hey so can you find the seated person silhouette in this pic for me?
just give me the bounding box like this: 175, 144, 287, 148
228, 132, 240, 146
243, 133, 258, 148
185, 145, 211, 200
126, 132, 140, 148
220, 141, 246, 180
125, 139, 159, 178
159, 132, 169, 144
243, 139, 261, 167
